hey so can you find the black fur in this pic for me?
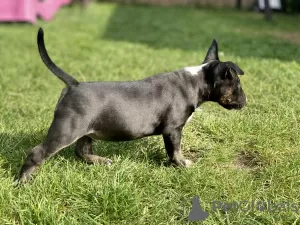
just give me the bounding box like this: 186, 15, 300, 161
37, 28, 79, 87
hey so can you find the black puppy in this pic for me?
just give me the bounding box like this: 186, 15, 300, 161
18, 28, 246, 183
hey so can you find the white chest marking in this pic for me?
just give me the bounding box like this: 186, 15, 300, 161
186, 113, 194, 124
184, 63, 208, 76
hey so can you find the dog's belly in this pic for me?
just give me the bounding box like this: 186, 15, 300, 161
87, 118, 161, 141
87, 129, 154, 141
87, 104, 165, 141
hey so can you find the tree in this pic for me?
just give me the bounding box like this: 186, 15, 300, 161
264, 0, 272, 21
236, 0, 242, 10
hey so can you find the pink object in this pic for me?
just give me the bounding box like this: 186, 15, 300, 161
0, 0, 72, 23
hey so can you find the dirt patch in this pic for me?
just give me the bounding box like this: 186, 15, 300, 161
233, 27, 300, 45
235, 150, 264, 170
272, 31, 300, 44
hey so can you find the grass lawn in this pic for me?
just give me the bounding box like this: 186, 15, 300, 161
0, 2, 300, 224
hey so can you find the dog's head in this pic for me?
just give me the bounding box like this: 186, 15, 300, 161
203, 40, 247, 110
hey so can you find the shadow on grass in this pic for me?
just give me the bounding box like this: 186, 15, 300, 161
0, 131, 168, 178
102, 5, 300, 62
0, 130, 208, 180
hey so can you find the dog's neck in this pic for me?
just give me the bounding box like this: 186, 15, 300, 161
183, 63, 214, 107
196, 71, 214, 107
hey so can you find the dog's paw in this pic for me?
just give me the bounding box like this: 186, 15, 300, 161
183, 159, 193, 167
13, 179, 22, 187
84, 155, 113, 166
16, 173, 32, 185
14, 177, 30, 186
169, 158, 193, 168
103, 158, 113, 166
95, 156, 113, 166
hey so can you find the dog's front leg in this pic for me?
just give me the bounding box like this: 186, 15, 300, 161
163, 129, 192, 167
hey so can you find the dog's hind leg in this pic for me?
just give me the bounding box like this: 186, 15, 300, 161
75, 136, 113, 165
18, 118, 83, 184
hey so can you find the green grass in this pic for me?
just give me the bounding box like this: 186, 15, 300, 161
0, 3, 300, 224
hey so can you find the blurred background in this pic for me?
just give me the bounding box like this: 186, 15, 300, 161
0, 0, 299, 24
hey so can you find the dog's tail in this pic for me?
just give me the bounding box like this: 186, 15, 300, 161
37, 28, 79, 87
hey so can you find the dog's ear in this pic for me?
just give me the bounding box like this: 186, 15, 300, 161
203, 39, 219, 63
228, 62, 244, 75
224, 67, 235, 79
223, 63, 244, 79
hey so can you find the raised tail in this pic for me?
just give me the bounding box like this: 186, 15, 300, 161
37, 28, 79, 87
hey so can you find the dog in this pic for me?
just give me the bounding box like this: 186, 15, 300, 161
18, 28, 247, 183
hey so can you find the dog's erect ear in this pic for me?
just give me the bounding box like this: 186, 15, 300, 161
203, 39, 219, 63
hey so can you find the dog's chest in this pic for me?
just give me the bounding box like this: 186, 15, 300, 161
186, 113, 194, 124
